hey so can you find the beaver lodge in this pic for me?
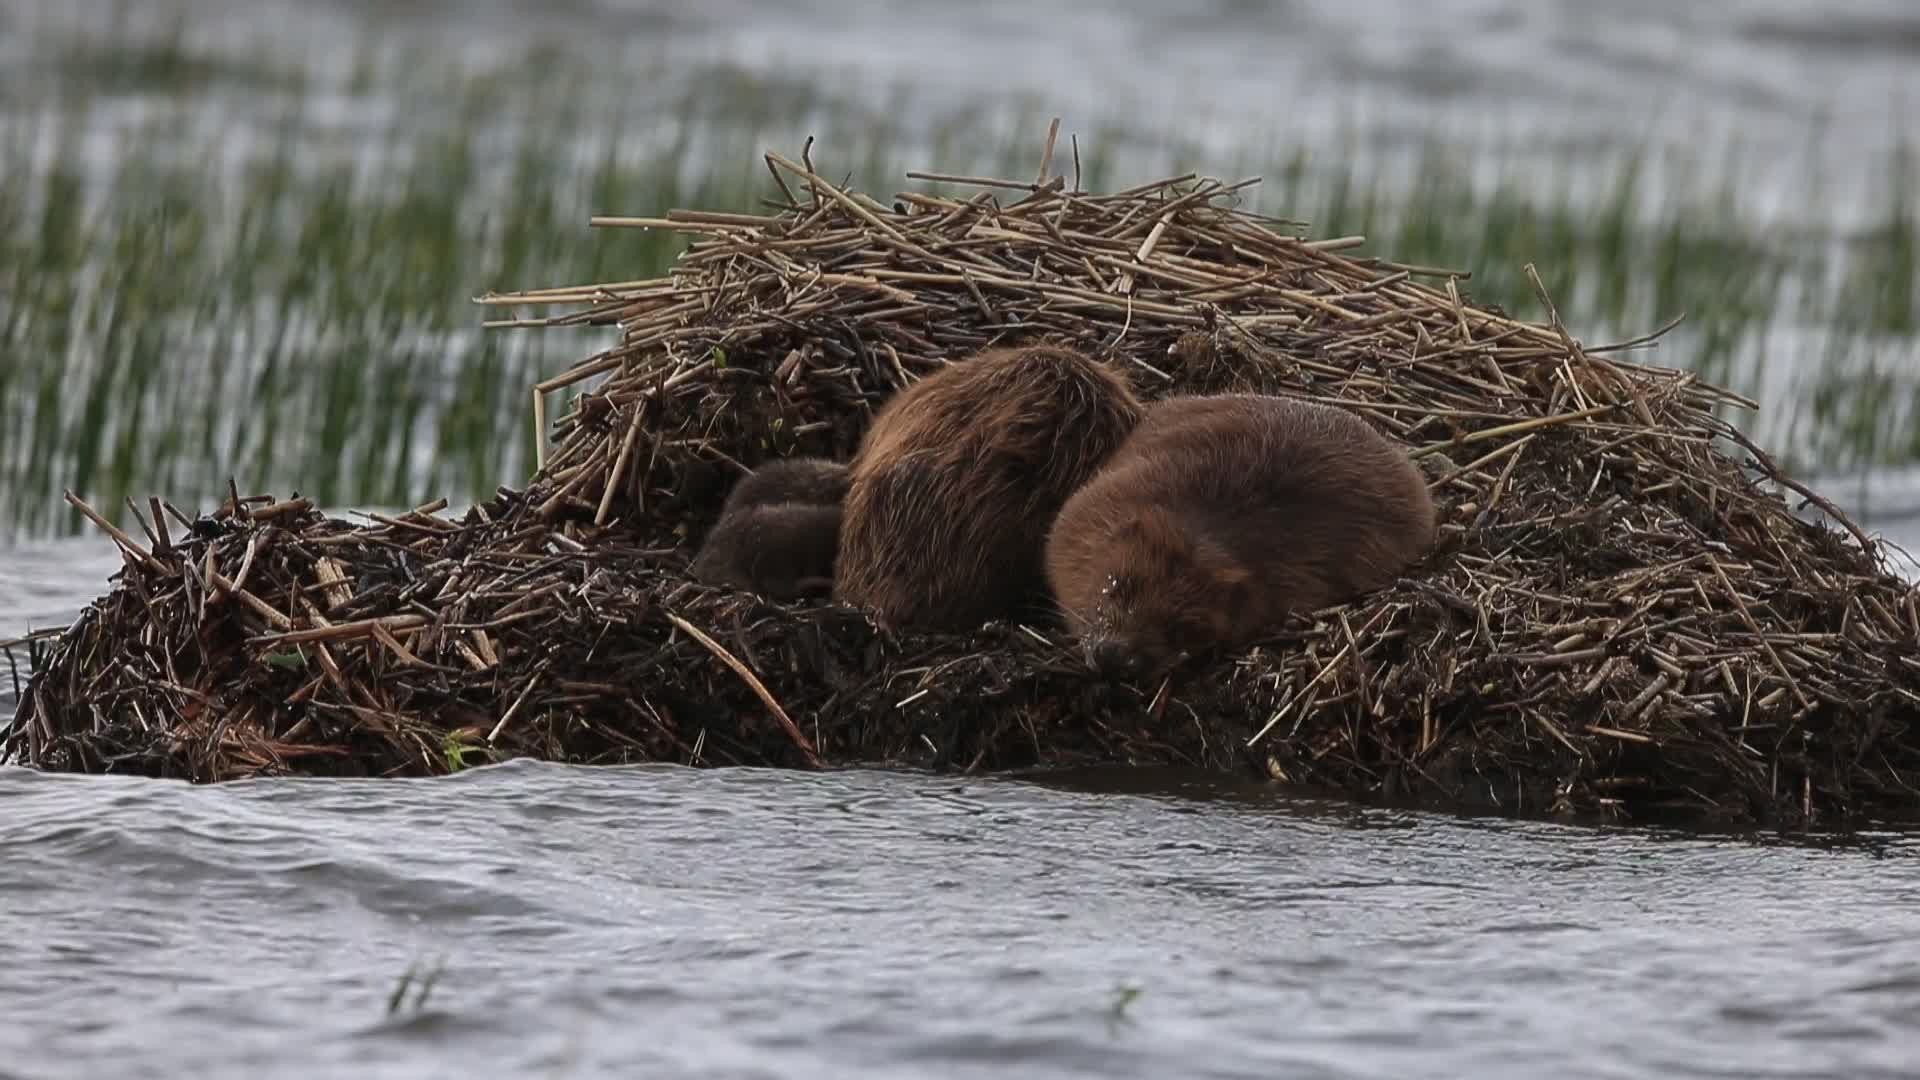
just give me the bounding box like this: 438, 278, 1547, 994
6, 127, 1919, 830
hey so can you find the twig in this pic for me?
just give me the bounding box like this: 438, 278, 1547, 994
487, 660, 549, 744
63, 491, 168, 575
666, 612, 823, 768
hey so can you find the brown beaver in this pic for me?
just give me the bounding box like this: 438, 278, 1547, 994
834, 343, 1145, 632
1044, 392, 1436, 679
689, 457, 850, 601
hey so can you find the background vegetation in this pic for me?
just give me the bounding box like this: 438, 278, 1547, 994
3, 20, 1915, 539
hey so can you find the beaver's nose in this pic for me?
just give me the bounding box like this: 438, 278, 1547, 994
1087, 640, 1141, 681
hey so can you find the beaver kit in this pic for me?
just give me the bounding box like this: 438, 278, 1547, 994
8, 135, 1919, 831
690, 457, 850, 601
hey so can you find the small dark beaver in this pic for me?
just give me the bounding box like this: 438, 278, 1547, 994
689, 457, 850, 601
1044, 393, 1436, 679
689, 502, 843, 601
834, 343, 1146, 632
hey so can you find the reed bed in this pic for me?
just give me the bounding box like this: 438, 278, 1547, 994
8, 134, 1918, 828
9, 67, 1919, 540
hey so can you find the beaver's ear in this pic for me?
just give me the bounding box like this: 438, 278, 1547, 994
1128, 503, 1188, 547
1194, 536, 1250, 583
1195, 541, 1252, 619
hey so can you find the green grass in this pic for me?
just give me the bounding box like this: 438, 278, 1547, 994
2, 26, 1916, 540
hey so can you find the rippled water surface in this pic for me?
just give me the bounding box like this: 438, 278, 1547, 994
0, 761, 1916, 1080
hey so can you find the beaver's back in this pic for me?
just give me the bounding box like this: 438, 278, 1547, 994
1122, 393, 1435, 598
834, 344, 1145, 631
717, 458, 850, 521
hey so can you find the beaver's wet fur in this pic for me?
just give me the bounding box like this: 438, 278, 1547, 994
834, 344, 1145, 632
1045, 392, 1436, 679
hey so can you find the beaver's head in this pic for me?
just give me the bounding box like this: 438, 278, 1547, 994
1069, 504, 1250, 681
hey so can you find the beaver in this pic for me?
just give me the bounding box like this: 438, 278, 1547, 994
688, 457, 850, 601
689, 502, 843, 601
834, 343, 1146, 632
1044, 392, 1436, 679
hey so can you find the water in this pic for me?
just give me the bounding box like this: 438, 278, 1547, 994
0, 761, 1915, 1080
